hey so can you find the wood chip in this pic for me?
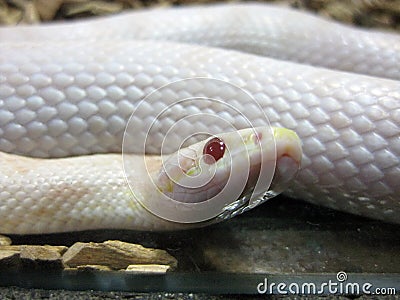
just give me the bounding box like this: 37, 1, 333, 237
0, 250, 19, 259
126, 264, 170, 274
0, 240, 177, 272
62, 240, 177, 270
20, 245, 61, 260
33, 0, 65, 21
0, 235, 12, 246
0, 245, 68, 255
62, 0, 124, 17
20, 245, 64, 269
0, 244, 68, 271
0, 6, 21, 25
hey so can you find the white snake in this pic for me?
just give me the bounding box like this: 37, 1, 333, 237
0, 3, 399, 234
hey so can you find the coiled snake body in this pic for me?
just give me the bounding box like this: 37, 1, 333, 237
0, 3, 399, 234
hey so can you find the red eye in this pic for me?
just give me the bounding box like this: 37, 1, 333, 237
203, 137, 226, 164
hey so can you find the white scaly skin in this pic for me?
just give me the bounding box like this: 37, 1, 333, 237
1, 4, 399, 80
0, 3, 399, 232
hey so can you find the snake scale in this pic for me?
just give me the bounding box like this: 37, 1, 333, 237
0, 3, 399, 234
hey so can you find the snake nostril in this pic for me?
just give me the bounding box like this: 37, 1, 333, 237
203, 137, 225, 165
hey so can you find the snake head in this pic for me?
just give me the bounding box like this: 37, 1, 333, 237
148, 126, 302, 224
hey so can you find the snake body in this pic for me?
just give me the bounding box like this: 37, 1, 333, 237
0, 3, 400, 233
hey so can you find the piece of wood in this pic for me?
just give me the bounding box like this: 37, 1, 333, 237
126, 264, 170, 274
0, 235, 12, 246
0, 244, 68, 271
0, 245, 68, 255
20, 245, 64, 270
62, 240, 177, 270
